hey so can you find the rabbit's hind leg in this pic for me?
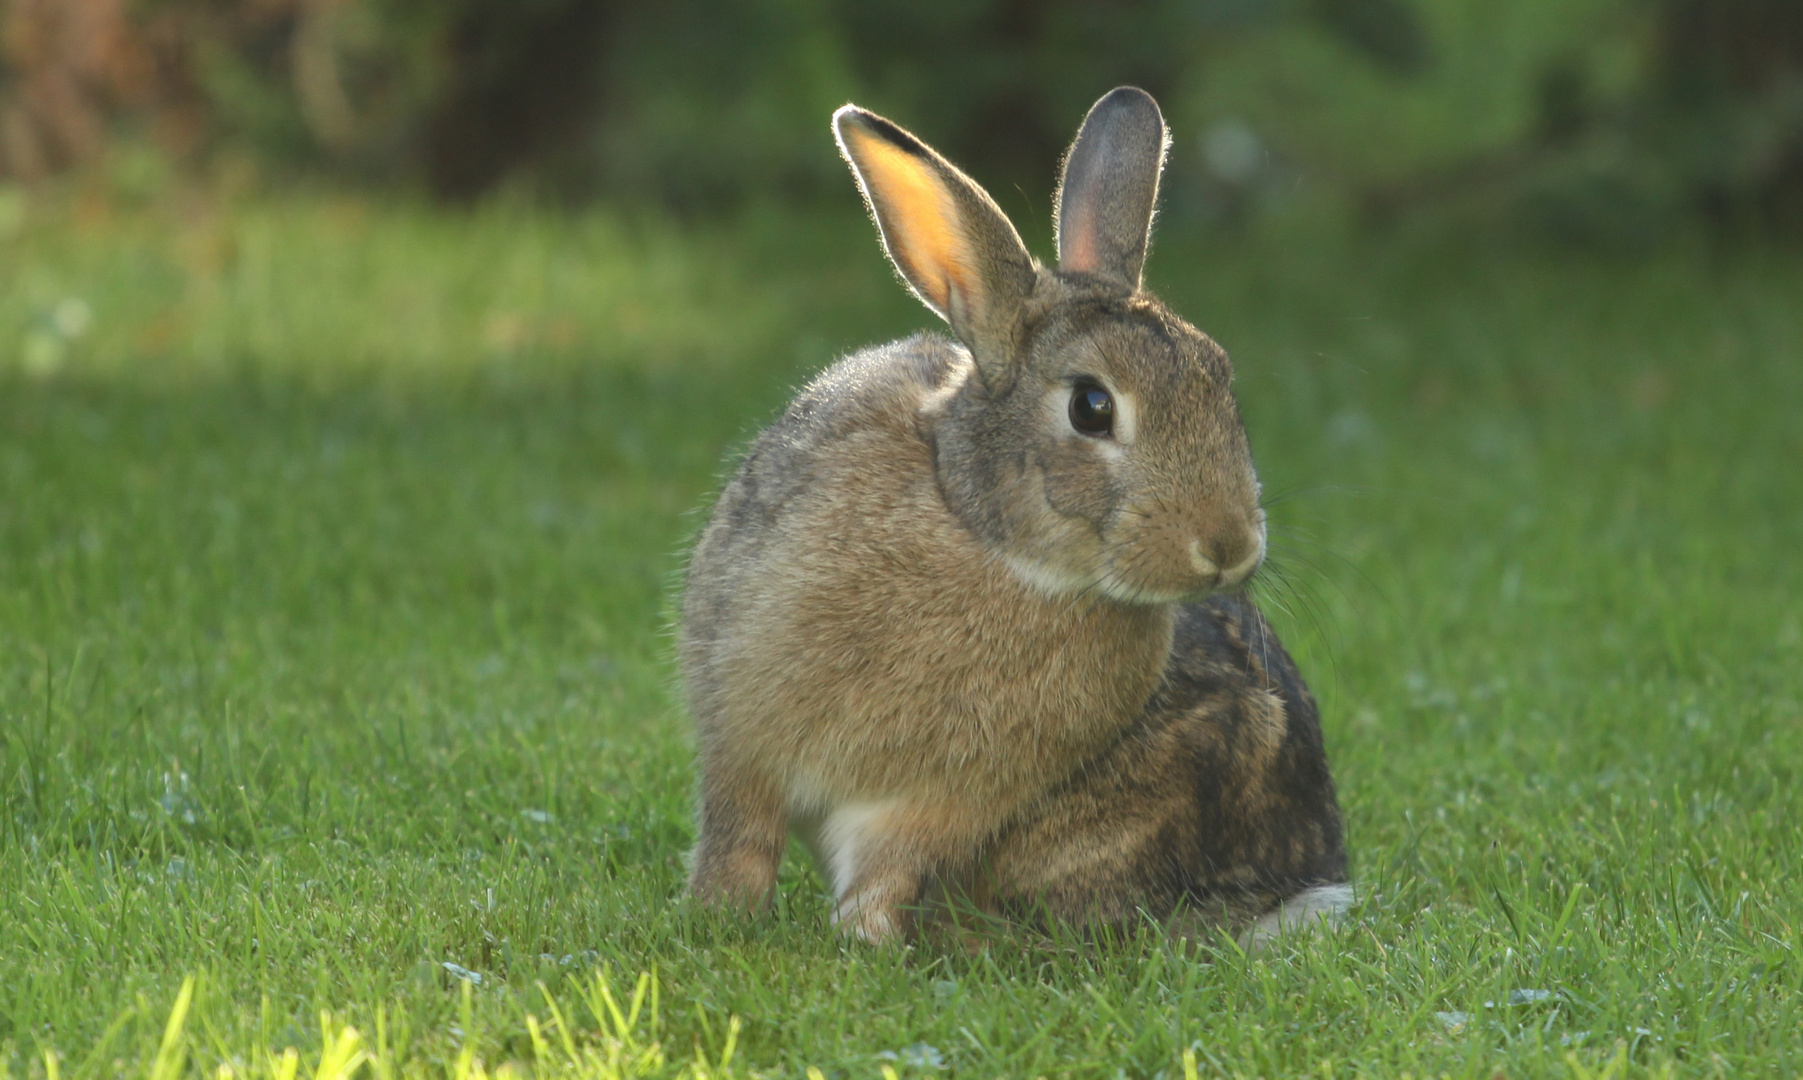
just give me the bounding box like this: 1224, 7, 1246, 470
689, 765, 787, 912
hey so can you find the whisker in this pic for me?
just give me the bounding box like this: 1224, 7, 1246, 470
1250, 552, 1348, 693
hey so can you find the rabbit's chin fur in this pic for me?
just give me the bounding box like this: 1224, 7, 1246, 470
999, 552, 1245, 607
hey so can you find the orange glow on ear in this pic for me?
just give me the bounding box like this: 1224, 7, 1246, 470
841, 125, 977, 317
1062, 201, 1099, 274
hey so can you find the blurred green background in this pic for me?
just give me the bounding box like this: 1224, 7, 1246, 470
3, 1, 1802, 1076
4, 0, 1802, 237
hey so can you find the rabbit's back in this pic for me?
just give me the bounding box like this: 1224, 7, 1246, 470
979, 594, 1349, 933
685, 333, 958, 614
681, 332, 959, 730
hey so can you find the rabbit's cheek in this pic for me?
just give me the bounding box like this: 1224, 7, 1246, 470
1036, 444, 1124, 528
969, 455, 1115, 592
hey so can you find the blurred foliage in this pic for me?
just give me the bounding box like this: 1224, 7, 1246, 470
1, 0, 1430, 204
1, 0, 1801, 239
1368, 0, 1803, 242
1585, 0, 1803, 237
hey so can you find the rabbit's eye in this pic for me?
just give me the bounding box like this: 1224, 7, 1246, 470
1069, 380, 1115, 438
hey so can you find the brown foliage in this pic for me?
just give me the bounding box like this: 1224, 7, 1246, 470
0, 0, 148, 178
0, 0, 336, 183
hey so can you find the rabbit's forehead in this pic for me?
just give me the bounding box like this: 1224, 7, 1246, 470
1029, 305, 1228, 395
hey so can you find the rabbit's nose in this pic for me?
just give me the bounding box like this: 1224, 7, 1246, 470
1192, 528, 1265, 587
1187, 538, 1221, 580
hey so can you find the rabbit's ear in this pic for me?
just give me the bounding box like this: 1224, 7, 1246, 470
1055, 87, 1169, 289
835, 105, 1036, 383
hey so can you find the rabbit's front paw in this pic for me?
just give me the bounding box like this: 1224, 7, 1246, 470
688, 771, 786, 911
688, 858, 779, 912
832, 886, 905, 944
687, 831, 783, 912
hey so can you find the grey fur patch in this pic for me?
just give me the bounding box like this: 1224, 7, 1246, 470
1244, 883, 1355, 950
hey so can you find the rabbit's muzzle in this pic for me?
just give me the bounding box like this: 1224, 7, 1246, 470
1105, 507, 1266, 602
1190, 531, 1266, 588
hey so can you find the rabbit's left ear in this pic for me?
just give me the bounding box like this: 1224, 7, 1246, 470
1055, 87, 1169, 289
835, 105, 1036, 386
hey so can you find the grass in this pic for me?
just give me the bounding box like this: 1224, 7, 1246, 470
1, 184, 1800, 1078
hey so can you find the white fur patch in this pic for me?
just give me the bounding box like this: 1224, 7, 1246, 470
1001, 550, 1191, 604
1188, 538, 1220, 577
818, 800, 897, 900
1245, 883, 1354, 950
1000, 552, 1095, 598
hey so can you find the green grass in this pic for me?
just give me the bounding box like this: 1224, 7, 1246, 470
2, 187, 1800, 1078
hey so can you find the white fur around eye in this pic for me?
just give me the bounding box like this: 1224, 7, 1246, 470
1110, 387, 1138, 445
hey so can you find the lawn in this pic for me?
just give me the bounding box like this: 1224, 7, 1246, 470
1, 189, 1800, 1077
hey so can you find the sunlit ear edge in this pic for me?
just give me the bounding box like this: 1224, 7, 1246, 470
833, 106, 979, 323
1053, 87, 1171, 289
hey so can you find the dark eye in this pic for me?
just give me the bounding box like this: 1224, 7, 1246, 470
1068, 379, 1114, 438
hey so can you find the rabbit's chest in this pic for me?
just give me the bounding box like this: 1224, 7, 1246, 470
717, 458, 1173, 804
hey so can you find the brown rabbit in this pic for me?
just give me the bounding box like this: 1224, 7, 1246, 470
680, 87, 1347, 944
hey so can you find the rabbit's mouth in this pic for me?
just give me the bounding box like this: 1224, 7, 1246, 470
1190, 536, 1266, 590
1083, 517, 1266, 605
996, 521, 1265, 605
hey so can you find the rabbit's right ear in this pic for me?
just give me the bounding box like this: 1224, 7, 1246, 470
1055, 87, 1169, 290
835, 105, 1036, 386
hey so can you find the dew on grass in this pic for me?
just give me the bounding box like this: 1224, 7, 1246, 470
442, 962, 482, 984
23, 330, 64, 376
53, 298, 93, 338
877, 1044, 944, 1069
1485, 988, 1556, 1007
1326, 408, 1376, 449
160, 771, 201, 825
538, 951, 598, 969
158, 791, 199, 824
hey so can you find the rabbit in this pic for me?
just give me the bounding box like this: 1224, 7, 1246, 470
680, 86, 1348, 945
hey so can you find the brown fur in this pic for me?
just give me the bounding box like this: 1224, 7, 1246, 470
680, 88, 1347, 943
977, 595, 1346, 937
